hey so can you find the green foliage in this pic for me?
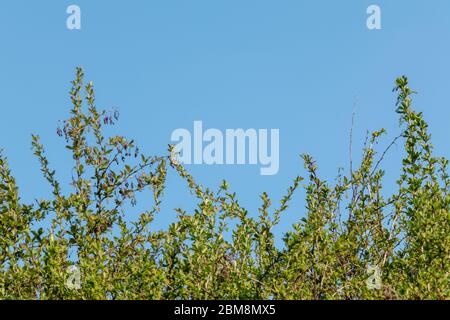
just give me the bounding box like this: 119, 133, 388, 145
0, 70, 448, 299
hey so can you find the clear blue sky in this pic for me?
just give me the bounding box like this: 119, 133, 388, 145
1, 1, 449, 242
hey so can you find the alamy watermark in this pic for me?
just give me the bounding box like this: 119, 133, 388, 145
66, 5, 81, 30
366, 265, 382, 290
367, 5, 382, 30
171, 121, 279, 176
65, 265, 82, 290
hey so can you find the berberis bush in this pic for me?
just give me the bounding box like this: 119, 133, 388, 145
0, 69, 448, 299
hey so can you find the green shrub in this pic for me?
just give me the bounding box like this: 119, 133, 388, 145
0, 69, 448, 299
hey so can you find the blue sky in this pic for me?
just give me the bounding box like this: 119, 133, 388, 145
1, 1, 449, 241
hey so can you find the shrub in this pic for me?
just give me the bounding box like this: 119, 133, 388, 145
0, 69, 448, 299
